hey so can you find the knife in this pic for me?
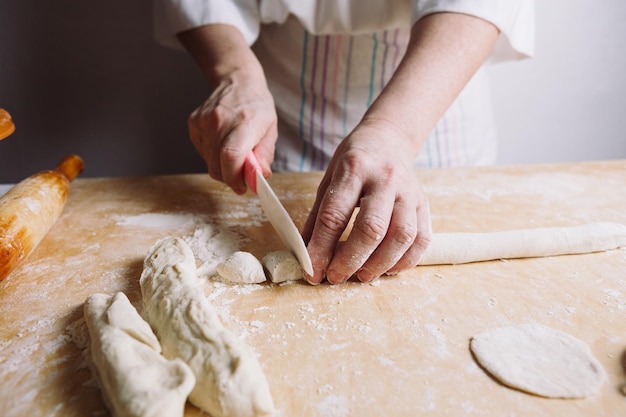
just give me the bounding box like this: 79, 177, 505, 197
244, 152, 314, 277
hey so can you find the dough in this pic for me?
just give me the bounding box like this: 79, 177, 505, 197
421, 222, 626, 265
140, 237, 275, 417
262, 250, 303, 283
470, 323, 606, 398
217, 251, 267, 284
83, 292, 195, 417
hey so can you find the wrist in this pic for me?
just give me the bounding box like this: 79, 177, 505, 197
356, 115, 423, 161
178, 24, 265, 87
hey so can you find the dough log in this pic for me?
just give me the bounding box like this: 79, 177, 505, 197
421, 222, 626, 265
140, 237, 275, 417
83, 292, 195, 417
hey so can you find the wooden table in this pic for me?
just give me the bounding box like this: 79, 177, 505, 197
1, 160, 625, 416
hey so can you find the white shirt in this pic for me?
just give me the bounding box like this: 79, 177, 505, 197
154, 0, 534, 170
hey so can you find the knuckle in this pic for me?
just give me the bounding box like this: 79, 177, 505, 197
400, 250, 422, 270
209, 104, 233, 127
354, 214, 388, 243
237, 106, 256, 123
414, 228, 433, 251
318, 207, 350, 234
188, 111, 204, 136
390, 232, 433, 272
378, 163, 397, 185
392, 222, 417, 247
220, 144, 241, 165
337, 150, 366, 179
194, 103, 235, 134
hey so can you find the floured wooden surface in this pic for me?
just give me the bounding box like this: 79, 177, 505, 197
1, 160, 625, 416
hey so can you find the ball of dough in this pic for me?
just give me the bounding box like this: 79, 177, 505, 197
216, 251, 267, 284
262, 250, 303, 283
470, 323, 606, 399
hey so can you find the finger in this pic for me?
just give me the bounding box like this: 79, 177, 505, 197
206, 107, 227, 183
188, 102, 226, 183
300, 174, 330, 283
188, 110, 207, 162
386, 192, 432, 274
220, 119, 277, 194
302, 172, 332, 244
219, 127, 250, 194
355, 196, 417, 282
326, 184, 394, 284
305, 172, 362, 285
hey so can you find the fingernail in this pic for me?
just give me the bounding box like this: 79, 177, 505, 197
304, 268, 325, 285
357, 268, 376, 282
326, 270, 347, 285
304, 274, 321, 286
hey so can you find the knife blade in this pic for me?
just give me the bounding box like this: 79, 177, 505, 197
244, 152, 314, 277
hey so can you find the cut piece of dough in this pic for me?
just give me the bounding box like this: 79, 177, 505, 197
83, 292, 195, 417
140, 237, 274, 417
262, 250, 303, 283
216, 251, 267, 284
421, 222, 626, 265
470, 323, 606, 398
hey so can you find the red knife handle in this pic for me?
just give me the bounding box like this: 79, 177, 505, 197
244, 152, 261, 193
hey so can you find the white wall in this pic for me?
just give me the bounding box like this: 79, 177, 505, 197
1, 1, 624, 184
489, 0, 626, 164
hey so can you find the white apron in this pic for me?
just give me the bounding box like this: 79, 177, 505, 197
154, 0, 534, 170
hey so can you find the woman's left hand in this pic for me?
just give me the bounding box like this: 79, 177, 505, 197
302, 117, 432, 284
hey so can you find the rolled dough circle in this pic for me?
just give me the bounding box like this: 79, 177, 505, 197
470, 324, 606, 399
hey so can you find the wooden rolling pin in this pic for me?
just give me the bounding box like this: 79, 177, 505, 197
0, 154, 84, 281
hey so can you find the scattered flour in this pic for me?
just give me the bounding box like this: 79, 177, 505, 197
315, 394, 350, 417
114, 213, 196, 229
299, 304, 315, 314
114, 213, 255, 281
424, 324, 450, 357
183, 223, 243, 279
378, 356, 395, 367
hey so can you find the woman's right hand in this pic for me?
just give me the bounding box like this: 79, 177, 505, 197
188, 70, 277, 194
179, 24, 278, 194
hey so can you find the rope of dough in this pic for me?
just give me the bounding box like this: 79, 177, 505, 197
83, 292, 195, 417
420, 222, 626, 265
140, 237, 274, 417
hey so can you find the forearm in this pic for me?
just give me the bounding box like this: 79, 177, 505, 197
177, 24, 265, 87
363, 12, 499, 156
